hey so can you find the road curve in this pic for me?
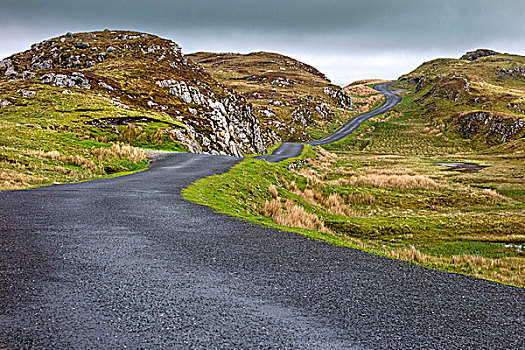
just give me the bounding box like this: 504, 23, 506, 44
308, 82, 402, 145
252, 142, 305, 162
256, 82, 401, 162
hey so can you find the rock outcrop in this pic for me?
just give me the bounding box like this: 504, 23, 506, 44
460, 49, 500, 61
324, 87, 352, 109
498, 66, 525, 79
155, 79, 263, 156
40, 72, 91, 89
449, 111, 525, 144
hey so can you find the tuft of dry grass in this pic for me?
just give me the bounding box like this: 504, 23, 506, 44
42, 150, 98, 171
91, 143, 146, 162
282, 180, 359, 217
118, 125, 148, 143
262, 197, 332, 234
482, 188, 507, 202
344, 193, 375, 205
268, 184, 279, 199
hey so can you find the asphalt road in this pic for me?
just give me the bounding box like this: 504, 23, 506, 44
253, 142, 305, 163
308, 83, 402, 145
1, 85, 524, 349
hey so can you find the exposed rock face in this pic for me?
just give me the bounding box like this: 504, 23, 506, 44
156, 79, 264, 156
498, 66, 525, 79
324, 87, 352, 109
449, 111, 525, 144
461, 49, 500, 61
40, 72, 91, 89
157, 80, 206, 104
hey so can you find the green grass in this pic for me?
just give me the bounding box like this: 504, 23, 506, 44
0, 81, 185, 189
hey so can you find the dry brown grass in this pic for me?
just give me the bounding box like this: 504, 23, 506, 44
93, 135, 108, 143
0, 168, 32, 189
262, 197, 331, 234
296, 168, 325, 187
482, 188, 507, 202
282, 181, 359, 217
343, 193, 375, 205
268, 184, 279, 199
334, 173, 447, 190
309, 146, 338, 171
119, 125, 148, 143
0, 147, 99, 172
40, 150, 98, 171
0, 143, 146, 190
369, 110, 403, 123
344, 84, 379, 96
91, 143, 146, 162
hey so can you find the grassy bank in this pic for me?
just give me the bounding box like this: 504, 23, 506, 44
0, 82, 185, 190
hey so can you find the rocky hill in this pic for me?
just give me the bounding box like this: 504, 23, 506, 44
188, 52, 352, 142
395, 49, 525, 147
0, 30, 266, 158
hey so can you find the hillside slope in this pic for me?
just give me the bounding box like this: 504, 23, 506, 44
0, 30, 267, 189
395, 49, 525, 149
188, 52, 352, 142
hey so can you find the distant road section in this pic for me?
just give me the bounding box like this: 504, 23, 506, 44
308, 83, 401, 145
257, 82, 402, 162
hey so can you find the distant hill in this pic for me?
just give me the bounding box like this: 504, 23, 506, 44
395, 49, 525, 147
188, 52, 352, 142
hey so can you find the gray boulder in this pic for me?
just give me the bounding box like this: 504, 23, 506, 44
0, 99, 11, 108
75, 42, 90, 49
18, 90, 36, 97
40, 72, 91, 89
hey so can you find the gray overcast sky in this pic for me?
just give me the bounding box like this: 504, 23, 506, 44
1, 0, 524, 85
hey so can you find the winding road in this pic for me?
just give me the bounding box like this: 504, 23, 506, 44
256, 82, 402, 161
1, 84, 523, 349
